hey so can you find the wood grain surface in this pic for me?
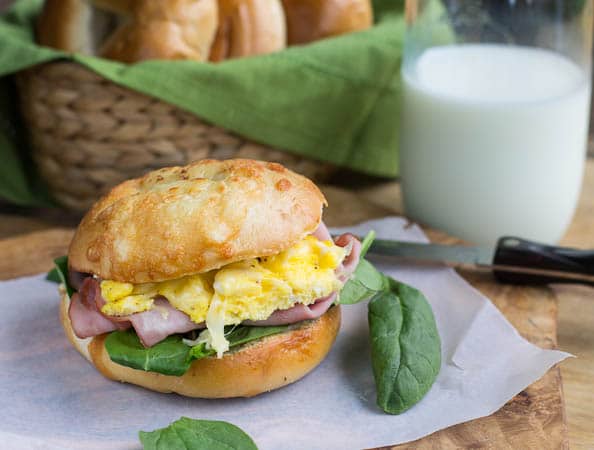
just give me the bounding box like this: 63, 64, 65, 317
553, 160, 594, 450
0, 179, 576, 449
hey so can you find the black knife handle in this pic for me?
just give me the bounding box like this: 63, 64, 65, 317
493, 237, 594, 285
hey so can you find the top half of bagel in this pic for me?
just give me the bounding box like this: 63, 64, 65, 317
68, 159, 327, 284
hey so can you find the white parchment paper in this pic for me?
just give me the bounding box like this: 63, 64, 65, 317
0, 217, 570, 450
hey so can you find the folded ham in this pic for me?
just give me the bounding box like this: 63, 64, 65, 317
67, 223, 361, 347
70, 278, 203, 347
129, 298, 204, 347
243, 292, 338, 326
68, 277, 127, 339
69, 292, 121, 339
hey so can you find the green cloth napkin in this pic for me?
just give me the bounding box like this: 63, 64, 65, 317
0, 0, 405, 206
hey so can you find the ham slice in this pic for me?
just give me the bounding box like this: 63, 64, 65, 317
83, 278, 130, 326
69, 278, 203, 346
244, 292, 338, 326
80, 277, 129, 330
335, 233, 362, 280
68, 292, 122, 339
67, 278, 129, 339
128, 298, 204, 347
67, 221, 362, 346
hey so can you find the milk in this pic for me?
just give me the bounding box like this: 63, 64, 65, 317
400, 44, 591, 245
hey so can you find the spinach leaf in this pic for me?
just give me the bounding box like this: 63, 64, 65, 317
226, 324, 289, 347
139, 417, 257, 450
188, 325, 289, 360
339, 230, 441, 414
188, 342, 212, 360
338, 259, 386, 304
47, 255, 74, 297
368, 278, 441, 414
106, 324, 290, 376
46, 267, 61, 284
105, 331, 193, 376
338, 231, 386, 305
359, 230, 376, 259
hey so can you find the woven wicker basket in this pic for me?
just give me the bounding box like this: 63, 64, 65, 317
17, 62, 335, 211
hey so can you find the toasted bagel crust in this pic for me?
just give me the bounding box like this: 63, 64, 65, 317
68, 159, 327, 283
60, 290, 340, 398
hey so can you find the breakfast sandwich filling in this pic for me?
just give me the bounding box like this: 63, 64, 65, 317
99, 236, 348, 356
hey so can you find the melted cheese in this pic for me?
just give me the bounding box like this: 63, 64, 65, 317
100, 236, 346, 356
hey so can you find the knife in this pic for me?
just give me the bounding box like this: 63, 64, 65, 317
366, 236, 594, 286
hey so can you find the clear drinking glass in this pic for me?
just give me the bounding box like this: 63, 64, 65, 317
400, 0, 593, 245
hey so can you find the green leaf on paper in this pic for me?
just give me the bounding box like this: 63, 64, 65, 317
368, 278, 441, 414
336, 228, 441, 413
139, 417, 258, 450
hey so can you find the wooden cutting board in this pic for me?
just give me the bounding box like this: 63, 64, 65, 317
0, 185, 567, 449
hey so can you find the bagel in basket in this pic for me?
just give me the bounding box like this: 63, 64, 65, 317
59, 159, 362, 398
209, 0, 287, 62
37, 0, 219, 62
281, 0, 373, 45
37, 0, 373, 62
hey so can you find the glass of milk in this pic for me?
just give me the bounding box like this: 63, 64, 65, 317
400, 0, 593, 245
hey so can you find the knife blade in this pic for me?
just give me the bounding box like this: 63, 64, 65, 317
365, 236, 594, 286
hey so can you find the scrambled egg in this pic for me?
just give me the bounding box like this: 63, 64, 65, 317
100, 236, 346, 356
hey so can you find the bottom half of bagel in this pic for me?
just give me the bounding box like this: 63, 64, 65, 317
60, 290, 341, 398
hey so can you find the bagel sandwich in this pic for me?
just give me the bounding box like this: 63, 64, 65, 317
59, 159, 362, 398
